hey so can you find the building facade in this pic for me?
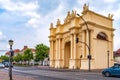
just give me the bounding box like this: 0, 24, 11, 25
114, 48, 120, 63
49, 4, 115, 69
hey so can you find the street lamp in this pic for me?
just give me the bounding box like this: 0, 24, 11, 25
77, 14, 91, 72
8, 40, 14, 80
107, 50, 109, 68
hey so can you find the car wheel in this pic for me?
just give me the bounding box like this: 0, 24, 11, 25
104, 72, 111, 77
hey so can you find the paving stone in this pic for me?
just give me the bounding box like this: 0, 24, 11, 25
0, 69, 35, 80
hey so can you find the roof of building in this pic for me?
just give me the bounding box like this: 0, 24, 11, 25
114, 48, 120, 57
21, 46, 35, 53
5, 46, 35, 56
5, 49, 21, 56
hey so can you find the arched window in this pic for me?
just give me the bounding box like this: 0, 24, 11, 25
97, 32, 107, 40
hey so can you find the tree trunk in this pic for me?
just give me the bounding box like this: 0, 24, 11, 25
28, 61, 29, 65
41, 60, 43, 66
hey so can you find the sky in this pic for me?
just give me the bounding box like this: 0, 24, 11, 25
0, 0, 120, 55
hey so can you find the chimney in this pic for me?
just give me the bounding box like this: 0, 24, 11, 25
24, 46, 28, 49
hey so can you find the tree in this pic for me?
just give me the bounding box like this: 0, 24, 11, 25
13, 53, 22, 64
22, 49, 33, 65
35, 43, 49, 65
0, 55, 9, 62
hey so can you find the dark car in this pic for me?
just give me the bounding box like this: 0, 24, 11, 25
4, 62, 9, 67
3, 62, 13, 67
102, 63, 120, 77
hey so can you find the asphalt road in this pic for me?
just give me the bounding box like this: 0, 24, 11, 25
4, 66, 120, 80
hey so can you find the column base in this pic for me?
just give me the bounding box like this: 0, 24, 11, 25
50, 60, 55, 68
69, 59, 80, 69
54, 59, 63, 68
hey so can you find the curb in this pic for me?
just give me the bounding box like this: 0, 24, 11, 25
37, 66, 103, 73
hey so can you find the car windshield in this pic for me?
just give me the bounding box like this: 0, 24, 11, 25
111, 64, 120, 68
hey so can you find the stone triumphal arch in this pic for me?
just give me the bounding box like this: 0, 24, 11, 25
49, 4, 115, 70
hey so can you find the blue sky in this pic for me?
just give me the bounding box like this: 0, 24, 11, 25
0, 0, 120, 55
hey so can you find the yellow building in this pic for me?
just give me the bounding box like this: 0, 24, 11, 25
49, 4, 115, 70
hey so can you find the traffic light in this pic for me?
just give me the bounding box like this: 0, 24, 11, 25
87, 55, 92, 60
76, 37, 79, 43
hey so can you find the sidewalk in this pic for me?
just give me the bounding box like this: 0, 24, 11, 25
37, 66, 103, 72
0, 69, 35, 80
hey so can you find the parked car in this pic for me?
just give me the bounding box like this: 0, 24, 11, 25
3, 62, 13, 67
102, 63, 120, 77
0, 63, 5, 68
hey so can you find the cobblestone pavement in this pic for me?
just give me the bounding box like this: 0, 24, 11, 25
0, 69, 35, 80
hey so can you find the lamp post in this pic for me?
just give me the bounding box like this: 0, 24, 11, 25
8, 40, 14, 80
77, 14, 91, 72
107, 50, 109, 68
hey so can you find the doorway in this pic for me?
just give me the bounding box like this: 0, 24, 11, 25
64, 42, 71, 68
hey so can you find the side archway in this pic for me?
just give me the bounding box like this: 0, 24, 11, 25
97, 32, 108, 40
62, 37, 71, 68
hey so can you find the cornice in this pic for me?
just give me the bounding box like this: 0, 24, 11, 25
48, 35, 55, 38
69, 26, 80, 30
55, 32, 63, 35
80, 21, 115, 31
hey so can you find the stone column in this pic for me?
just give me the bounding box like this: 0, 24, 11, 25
55, 38, 62, 68
59, 38, 63, 68
81, 30, 86, 58
58, 38, 61, 68
73, 34, 77, 59
70, 34, 73, 59
50, 40, 54, 67
55, 39, 58, 68
69, 34, 78, 69
49, 41, 52, 67
86, 30, 89, 56
58, 39, 61, 59
69, 34, 73, 69
51, 41, 54, 59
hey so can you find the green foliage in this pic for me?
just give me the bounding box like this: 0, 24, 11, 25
0, 55, 9, 61
13, 53, 22, 62
22, 49, 33, 62
34, 43, 49, 62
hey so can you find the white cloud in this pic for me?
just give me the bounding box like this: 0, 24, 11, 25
97, 2, 120, 21
0, 0, 38, 12
25, 12, 40, 18
0, 31, 6, 40
114, 31, 120, 50
112, 4, 120, 20
46, 1, 69, 25
0, 31, 7, 52
104, 0, 118, 3
0, 32, 2, 36
26, 17, 40, 28
0, 0, 40, 28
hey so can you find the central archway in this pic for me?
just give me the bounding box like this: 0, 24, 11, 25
64, 41, 71, 68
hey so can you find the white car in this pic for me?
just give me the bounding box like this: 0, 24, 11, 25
0, 63, 5, 68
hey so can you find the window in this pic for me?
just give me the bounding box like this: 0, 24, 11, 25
97, 32, 107, 40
